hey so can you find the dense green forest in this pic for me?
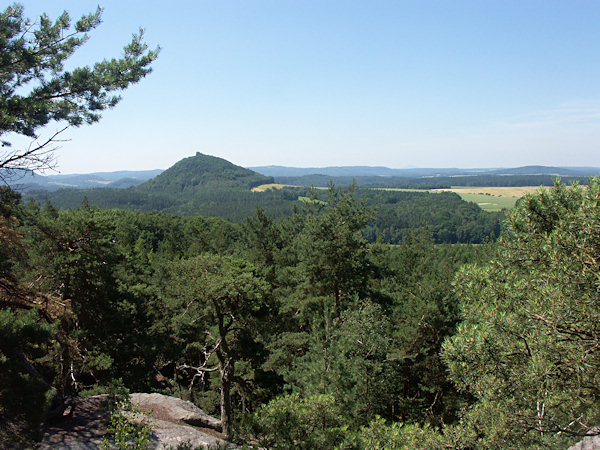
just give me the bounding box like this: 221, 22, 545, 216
3, 179, 600, 448
2, 184, 485, 445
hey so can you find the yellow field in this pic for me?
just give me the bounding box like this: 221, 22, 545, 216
431, 186, 543, 197
251, 183, 295, 192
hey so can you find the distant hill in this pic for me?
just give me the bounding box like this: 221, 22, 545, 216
486, 165, 600, 176
137, 153, 273, 197
7, 169, 163, 191
248, 165, 479, 177
25, 153, 289, 222
249, 165, 600, 178
274, 174, 593, 189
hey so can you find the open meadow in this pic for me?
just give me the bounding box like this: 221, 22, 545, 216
431, 186, 543, 211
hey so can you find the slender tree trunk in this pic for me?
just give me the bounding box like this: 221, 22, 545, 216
215, 303, 235, 439
219, 359, 234, 439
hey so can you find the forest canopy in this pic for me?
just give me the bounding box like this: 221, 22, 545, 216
2, 162, 600, 448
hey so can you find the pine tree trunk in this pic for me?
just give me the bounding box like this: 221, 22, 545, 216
219, 360, 234, 439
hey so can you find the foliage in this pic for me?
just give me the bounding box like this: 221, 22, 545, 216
0, 308, 57, 444
296, 184, 375, 314
20, 202, 162, 396
374, 229, 486, 425
161, 253, 272, 438
250, 393, 346, 449
101, 399, 152, 450
361, 189, 502, 244
0, 3, 158, 179
340, 416, 446, 449
442, 179, 600, 447
293, 302, 394, 426
0, 185, 24, 277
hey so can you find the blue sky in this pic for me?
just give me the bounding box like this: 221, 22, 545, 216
11, 1, 600, 172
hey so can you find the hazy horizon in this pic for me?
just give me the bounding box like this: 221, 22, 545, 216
37, 157, 600, 178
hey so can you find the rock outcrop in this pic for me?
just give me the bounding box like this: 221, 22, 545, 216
130, 393, 222, 431
569, 434, 600, 450
40, 393, 233, 449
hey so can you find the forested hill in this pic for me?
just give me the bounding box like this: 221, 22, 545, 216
25, 153, 295, 222
136, 153, 273, 196
24, 153, 502, 244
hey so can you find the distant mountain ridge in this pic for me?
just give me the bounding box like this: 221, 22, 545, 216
485, 165, 594, 176
8, 169, 163, 191
9, 163, 599, 192
249, 165, 600, 178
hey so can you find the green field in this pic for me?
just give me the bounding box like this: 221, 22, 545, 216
449, 192, 517, 211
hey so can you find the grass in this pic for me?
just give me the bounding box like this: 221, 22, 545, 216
431, 186, 544, 211
445, 192, 518, 211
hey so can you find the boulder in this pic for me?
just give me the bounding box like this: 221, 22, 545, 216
569, 434, 600, 450
40, 393, 233, 449
130, 393, 222, 431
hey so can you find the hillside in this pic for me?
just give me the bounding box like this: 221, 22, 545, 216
137, 153, 273, 196
26, 153, 296, 222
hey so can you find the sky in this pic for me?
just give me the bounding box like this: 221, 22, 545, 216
9, 1, 600, 173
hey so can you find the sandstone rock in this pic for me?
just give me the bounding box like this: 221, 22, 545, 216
130, 392, 222, 431
40, 393, 233, 449
569, 434, 600, 450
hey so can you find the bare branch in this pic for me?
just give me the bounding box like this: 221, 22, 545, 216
177, 363, 219, 373
0, 126, 69, 185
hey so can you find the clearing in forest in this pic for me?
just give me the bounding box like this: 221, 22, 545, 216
251, 183, 296, 192
431, 186, 543, 211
